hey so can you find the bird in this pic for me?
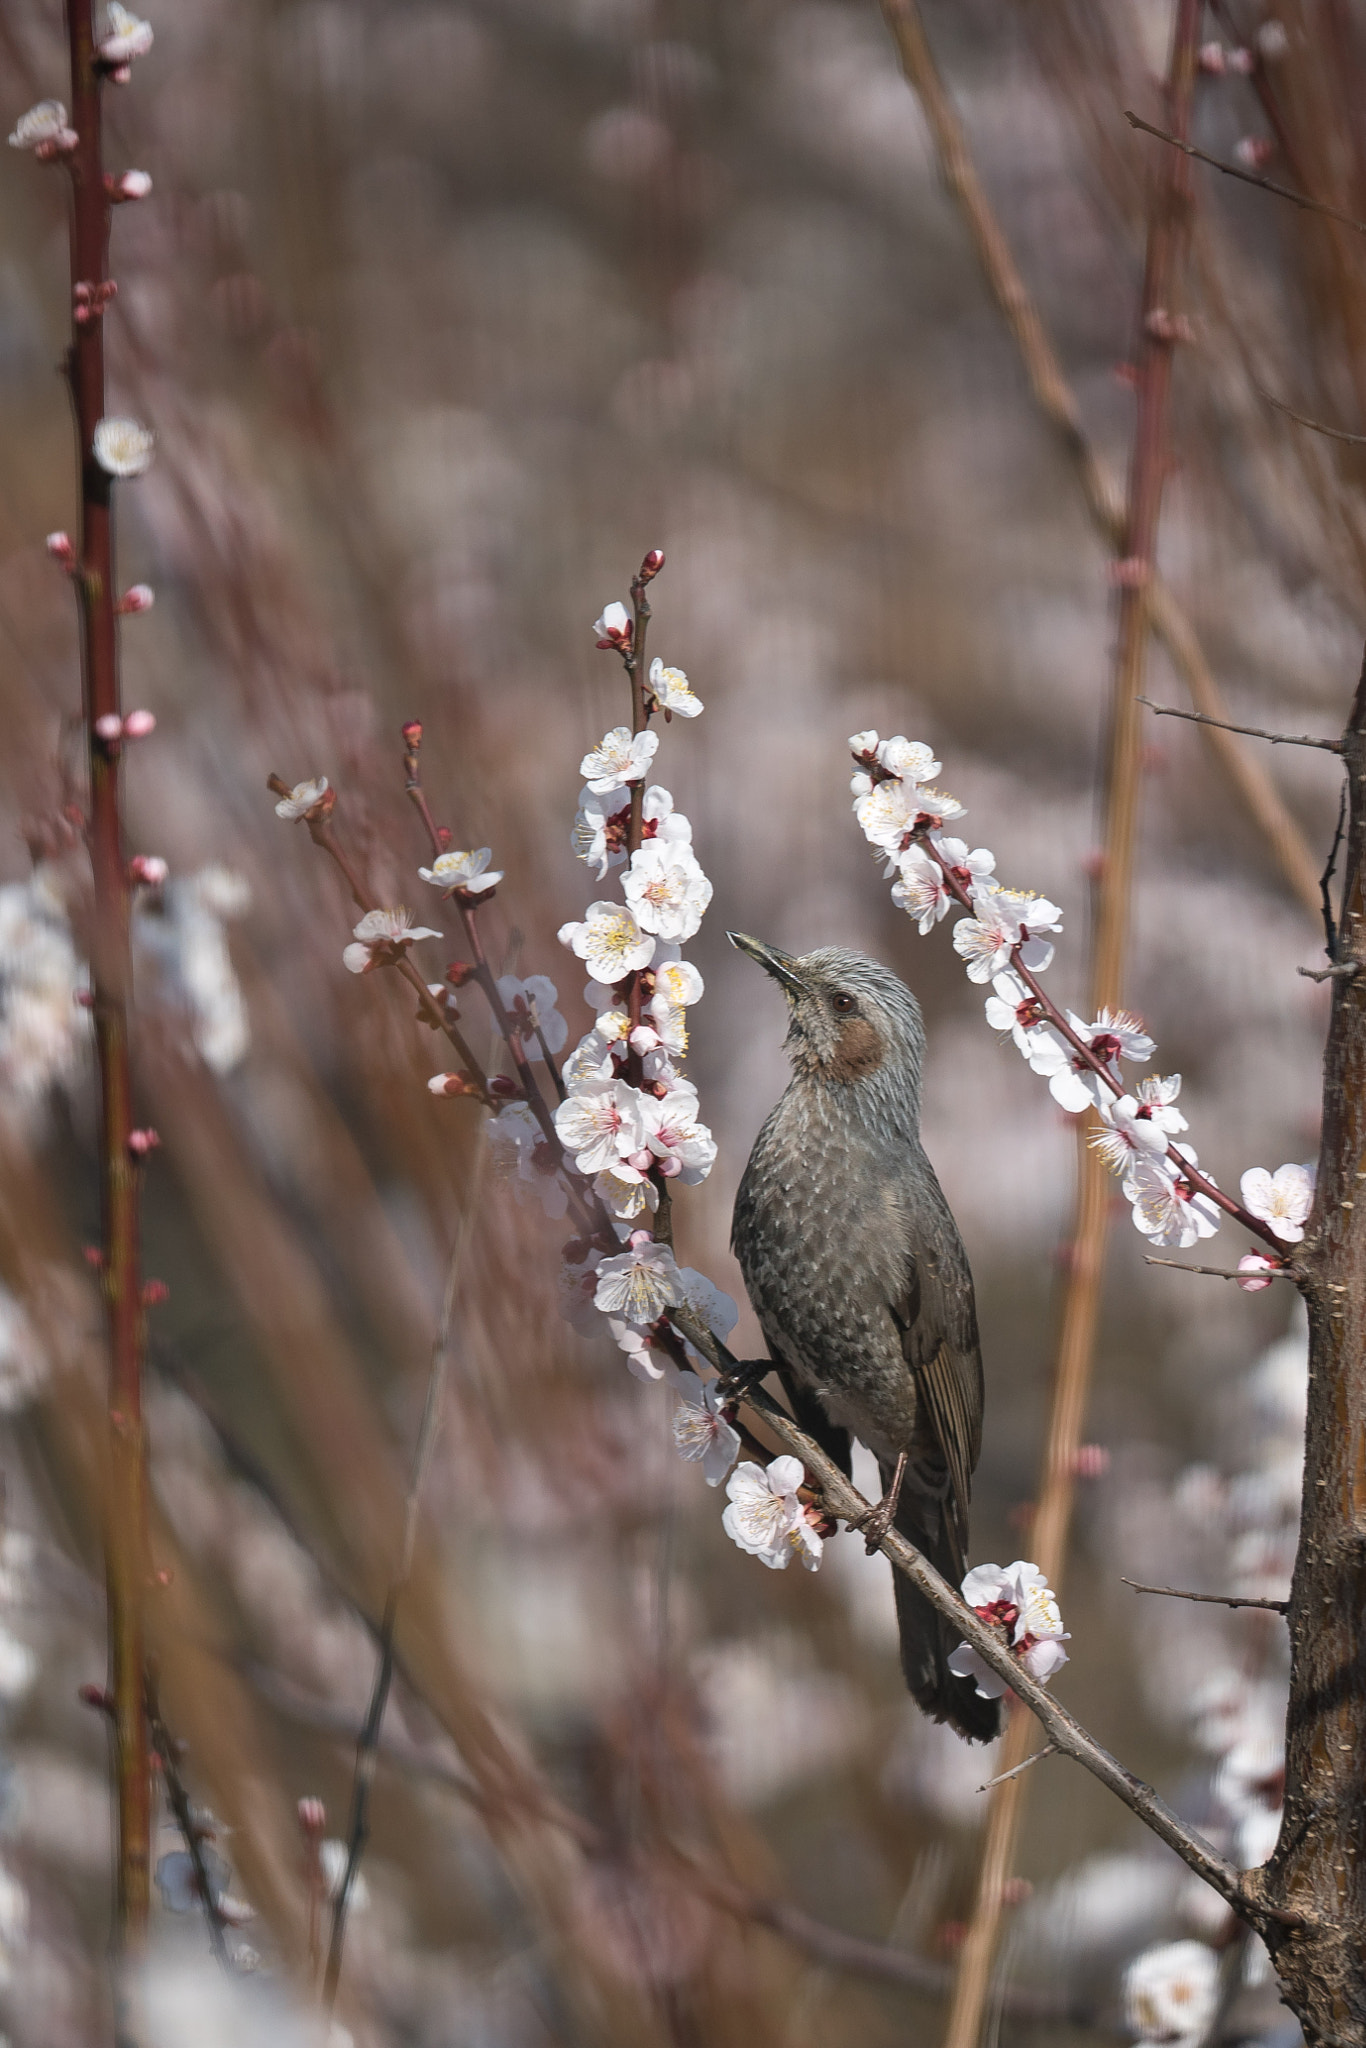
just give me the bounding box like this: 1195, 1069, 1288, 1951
728, 933, 999, 1742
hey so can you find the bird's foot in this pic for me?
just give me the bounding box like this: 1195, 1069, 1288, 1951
714, 1358, 771, 1407
850, 1450, 908, 1555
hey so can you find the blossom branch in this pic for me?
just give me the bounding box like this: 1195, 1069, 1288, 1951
1124, 109, 1366, 236
1144, 1256, 1297, 1280
145, 1670, 233, 1969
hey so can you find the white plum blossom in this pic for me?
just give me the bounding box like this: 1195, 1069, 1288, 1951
553, 1073, 648, 1174
1122, 1941, 1219, 2048
1077, 1005, 1155, 1069
8, 100, 78, 152
647, 659, 703, 717
892, 839, 996, 932
641, 1078, 717, 1183
641, 784, 692, 843
879, 735, 941, 782
558, 901, 655, 984
622, 839, 712, 943
722, 1457, 823, 1571
99, 2, 154, 61
1091, 1088, 1182, 1174
417, 846, 502, 894
1023, 1020, 1109, 1113
274, 776, 329, 820
496, 973, 568, 1055
951, 884, 1060, 982
594, 600, 631, 645
580, 725, 659, 795
93, 417, 155, 478
487, 1102, 568, 1219
1240, 1163, 1315, 1244
342, 908, 442, 974
562, 1029, 615, 1089
948, 1559, 1070, 1699
674, 1264, 739, 1348
593, 1232, 683, 1322
648, 953, 704, 1053
983, 969, 1053, 1058
856, 776, 965, 856
571, 785, 629, 877
608, 1316, 675, 1383
671, 1372, 741, 1485
1124, 1147, 1222, 1248
593, 1163, 659, 1231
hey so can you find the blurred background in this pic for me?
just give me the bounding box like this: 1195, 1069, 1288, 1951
0, 0, 1361, 2040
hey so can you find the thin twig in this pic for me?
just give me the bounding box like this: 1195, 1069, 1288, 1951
1321, 781, 1348, 961
1257, 384, 1366, 446
1138, 696, 1342, 753
1121, 1578, 1288, 1614
978, 1744, 1058, 1794
145, 1673, 233, 1969
1143, 1256, 1296, 1280
321, 1141, 488, 2009
1298, 962, 1361, 983
1124, 110, 1366, 235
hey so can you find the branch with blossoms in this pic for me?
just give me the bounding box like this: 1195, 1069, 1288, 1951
846, 731, 1316, 1280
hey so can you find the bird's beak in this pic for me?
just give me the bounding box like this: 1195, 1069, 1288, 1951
727, 931, 810, 996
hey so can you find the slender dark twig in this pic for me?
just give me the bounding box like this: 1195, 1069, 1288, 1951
1124, 110, 1366, 235
978, 1745, 1057, 1793
145, 1673, 233, 1968
1138, 697, 1343, 753
1321, 782, 1348, 961
1121, 1578, 1288, 1614
322, 1145, 486, 2009
1257, 385, 1366, 446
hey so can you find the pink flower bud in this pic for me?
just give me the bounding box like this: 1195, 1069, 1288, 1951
658, 1156, 683, 1177
122, 708, 156, 739
297, 1797, 327, 1837
82, 1245, 104, 1268
1235, 134, 1273, 168
488, 1074, 520, 1100
1237, 1253, 1279, 1292
1198, 40, 1226, 72
627, 1229, 654, 1250
116, 583, 154, 614
112, 169, 152, 201
402, 719, 422, 745
74, 988, 94, 1008
446, 960, 476, 987
128, 854, 168, 886
1227, 45, 1255, 73
625, 1149, 653, 1172
127, 1127, 160, 1156
638, 548, 665, 582
46, 531, 75, 568
141, 1279, 170, 1306
428, 1072, 480, 1097
94, 713, 123, 742
1072, 1443, 1111, 1479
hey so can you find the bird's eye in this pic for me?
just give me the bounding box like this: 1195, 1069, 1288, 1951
832, 992, 855, 1014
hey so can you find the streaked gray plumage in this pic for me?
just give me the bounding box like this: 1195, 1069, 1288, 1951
729, 936, 999, 1742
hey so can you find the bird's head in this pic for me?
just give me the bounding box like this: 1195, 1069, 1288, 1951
727, 933, 925, 1100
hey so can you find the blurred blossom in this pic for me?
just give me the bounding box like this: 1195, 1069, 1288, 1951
92, 416, 155, 477
0, 866, 90, 1121
273, 776, 329, 820
1122, 1940, 1219, 2046
136, 868, 252, 1073
669, 1371, 740, 1485
697, 1634, 866, 1802
0, 1290, 48, 1412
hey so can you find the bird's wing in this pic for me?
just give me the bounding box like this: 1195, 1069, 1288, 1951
888, 1221, 983, 1551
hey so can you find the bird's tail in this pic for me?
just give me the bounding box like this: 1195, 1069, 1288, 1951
890, 1481, 1001, 1744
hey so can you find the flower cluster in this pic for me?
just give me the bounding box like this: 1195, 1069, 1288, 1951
948, 1559, 1069, 1699
849, 731, 1314, 1263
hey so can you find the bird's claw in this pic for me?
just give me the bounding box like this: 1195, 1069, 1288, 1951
851, 1499, 896, 1554
714, 1358, 770, 1407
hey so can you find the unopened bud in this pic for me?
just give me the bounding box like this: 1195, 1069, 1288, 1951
402, 720, 422, 746
74, 987, 94, 1008
297, 1797, 326, 1837
111, 168, 152, 201
1237, 1253, 1279, 1292
127, 1127, 160, 1156
427, 1072, 479, 1097
142, 1278, 170, 1306
128, 853, 168, 886
94, 713, 123, 743
1072, 1443, 1110, 1479
638, 548, 665, 583
625, 1149, 653, 1173
116, 583, 154, 615
446, 960, 477, 987
658, 1155, 683, 1177
79, 1683, 116, 1715
1227, 45, 1255, 72
1198, 40, 1226, 72
46, 531, 75, 569
488, 1074, 520, 1100
1235, 134, 1273, 169
122, 708, 156, 739
82, 1245, 104, 1267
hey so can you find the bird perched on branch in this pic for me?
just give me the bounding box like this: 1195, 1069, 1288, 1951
729, 935, 998, 1742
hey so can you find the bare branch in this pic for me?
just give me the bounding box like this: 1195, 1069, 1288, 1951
1124, 110, 1366, 236
1257, 385, 1366, 446
1143, 1256, 1296, 1281
1121, 1578, 1288, 1615
978, 1744, 1057, 1793
1299, 962, 1362, 984
1138, 696, 1342, 754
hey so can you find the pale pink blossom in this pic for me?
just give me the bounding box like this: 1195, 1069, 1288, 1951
342, 908, 442, 974
1124, 1147, 1222, 1248
982, 970, 1053, 1058
122, 708, 156, 740
117, 583, 154, 614
580, 725, 658, 795
8, 101, 77, 153
948, 1560, 1069, 1700
1090, 1089, 1179, 1174
496, 973, 568, 1055
722, 1457, 822, 1571
671, 1372, 741, 1486
571, 785, 629, 877
1076, 1006, 1155, 1069
553, 1073, 648, 1174
98, 3, 153, 62
274, 776, 329, 820
893, 840, 994, 932
558, 901, 655, 984
951, 885, 1060, 983
112, 168, 152, 201
593, 1163, 660, 1231
92, 416, 154, 477
1240, 1163, 1314, 1244
593, 1232, 683, 1321
417, 846, 502, 895
1237, 1254, 1281, 1293
647, 658, 703, 718
622, 839, 712, 943
641, 1078, 716, 1184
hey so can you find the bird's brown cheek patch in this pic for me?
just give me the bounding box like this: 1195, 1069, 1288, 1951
828, 1016, 885, 1081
